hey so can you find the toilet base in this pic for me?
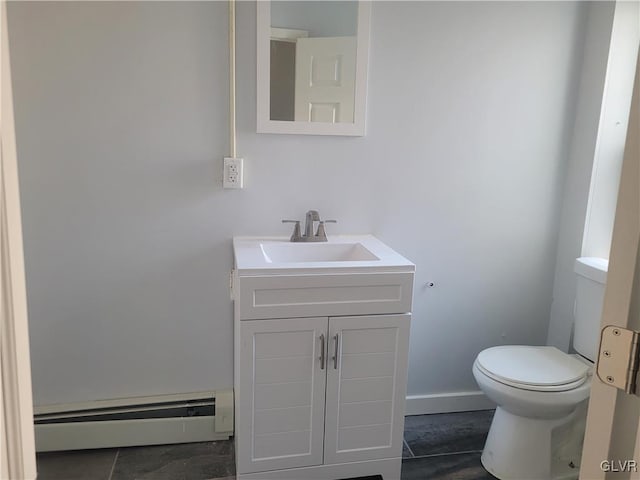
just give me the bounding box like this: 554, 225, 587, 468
481, 403, 587, 480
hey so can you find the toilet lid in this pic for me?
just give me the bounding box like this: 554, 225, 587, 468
476, 346, 590, 390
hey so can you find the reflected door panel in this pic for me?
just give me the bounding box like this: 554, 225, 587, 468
294, 37, 356, 123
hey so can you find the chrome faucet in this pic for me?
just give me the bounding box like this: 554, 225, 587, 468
282, 210, 337, 242
304, 210, 320, 238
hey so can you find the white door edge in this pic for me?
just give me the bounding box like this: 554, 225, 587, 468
0, 1, 37, 478
580, 49, 640, 479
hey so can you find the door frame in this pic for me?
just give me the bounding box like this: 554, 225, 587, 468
0, 1, 37, 478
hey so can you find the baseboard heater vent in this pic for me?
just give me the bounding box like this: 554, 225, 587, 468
33, 390, 233, 452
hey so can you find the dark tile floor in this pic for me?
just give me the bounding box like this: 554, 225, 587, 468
401, 410, 496, 480
36, 410, 496, 480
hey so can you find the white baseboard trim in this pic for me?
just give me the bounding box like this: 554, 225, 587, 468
405, 390, 496, 416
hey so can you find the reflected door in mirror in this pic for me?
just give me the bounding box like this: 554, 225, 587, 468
268, 1, 358, 124
294, 37, 356, 123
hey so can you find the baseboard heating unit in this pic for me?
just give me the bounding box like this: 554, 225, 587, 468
33, 390, 233, 452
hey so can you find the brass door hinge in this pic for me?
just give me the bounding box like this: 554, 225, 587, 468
597, 325, 640, 396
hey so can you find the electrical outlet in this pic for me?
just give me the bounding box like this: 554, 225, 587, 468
223, 157, 244, 189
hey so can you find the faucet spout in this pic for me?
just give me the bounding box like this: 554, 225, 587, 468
304, 210, 320, 238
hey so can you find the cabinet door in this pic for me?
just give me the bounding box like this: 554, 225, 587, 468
237, 317, 328, 474
324, 314, 411, 465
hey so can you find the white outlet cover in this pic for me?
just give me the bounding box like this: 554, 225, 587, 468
224, 157, 244, 189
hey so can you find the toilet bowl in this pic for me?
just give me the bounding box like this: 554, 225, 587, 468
473, 346, 592, 480
473, 258, 607, 480
474, 346, 592, 419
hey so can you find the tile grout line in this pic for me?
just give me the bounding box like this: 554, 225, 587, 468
405, 449, 484, 461
403, 438, 416, 458
108, 449, 120, 480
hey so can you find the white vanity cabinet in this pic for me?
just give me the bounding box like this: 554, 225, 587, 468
237, 314, 410, 477
232, 235, 415, 480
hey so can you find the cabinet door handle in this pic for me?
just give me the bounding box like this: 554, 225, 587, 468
333, 334, 340, 370
319, 334, 326, 370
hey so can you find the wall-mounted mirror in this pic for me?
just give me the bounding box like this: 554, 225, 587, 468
256, 1, 371, 136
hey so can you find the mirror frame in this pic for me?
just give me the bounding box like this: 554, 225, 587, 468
256, 1, 371, 136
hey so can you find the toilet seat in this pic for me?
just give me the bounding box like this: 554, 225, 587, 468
475, 346, 590, 392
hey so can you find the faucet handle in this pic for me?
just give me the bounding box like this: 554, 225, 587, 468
282, 220, 302, 242
315, 220, 337, 241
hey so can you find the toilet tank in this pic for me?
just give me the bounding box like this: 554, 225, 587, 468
573, 257, 608, 361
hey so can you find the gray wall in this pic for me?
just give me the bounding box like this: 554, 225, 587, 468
9, 2, 232, 405
9, 1, 586, 406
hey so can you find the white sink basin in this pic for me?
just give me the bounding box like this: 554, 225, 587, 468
261, 242, 379, 263
233, 235, 414, 275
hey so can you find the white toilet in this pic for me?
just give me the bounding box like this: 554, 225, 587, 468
473, 257, 608, 480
